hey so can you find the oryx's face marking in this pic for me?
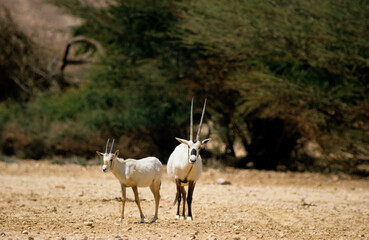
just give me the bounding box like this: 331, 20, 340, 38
102, 153, 114, 172
175, 138, 210, 164
96, 138, 118, 172
188, 141, 201, 163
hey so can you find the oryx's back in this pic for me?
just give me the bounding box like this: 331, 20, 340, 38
134, 157, 163, 173
123, 157, 163, 187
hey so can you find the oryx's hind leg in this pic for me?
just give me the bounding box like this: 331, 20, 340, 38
149, 179, 161, 223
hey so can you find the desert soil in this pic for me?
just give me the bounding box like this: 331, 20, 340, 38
0, 160, 368, 240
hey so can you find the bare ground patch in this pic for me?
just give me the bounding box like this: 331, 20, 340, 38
0, 160, 368, 239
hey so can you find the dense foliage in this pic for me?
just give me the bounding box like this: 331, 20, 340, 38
0, 0, 368, 173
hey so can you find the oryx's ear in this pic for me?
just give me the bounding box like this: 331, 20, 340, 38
114, 149, 119, 157
96, 151, 104, 156
201, 138, 211, 147
175, 137, 190, 146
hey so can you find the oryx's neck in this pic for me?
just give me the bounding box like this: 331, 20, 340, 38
111, 157, 126, 175
179, 143, 191, 163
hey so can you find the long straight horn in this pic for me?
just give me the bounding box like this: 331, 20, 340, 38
105, 138, 110, 153
110, 139, 115, 154
196, 98, 207, 141
190, 97, 194, 141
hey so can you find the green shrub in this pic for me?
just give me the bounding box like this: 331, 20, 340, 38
1, 0, 367, 172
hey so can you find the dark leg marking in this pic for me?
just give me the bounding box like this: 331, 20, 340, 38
181, 186, 186, 218
175, 179, 181, 218
187, 181, 196, 220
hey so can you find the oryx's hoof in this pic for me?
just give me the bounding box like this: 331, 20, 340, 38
187, 216, 193, 221
175, 215, 180, 220
115, 218, 123, 225
150, 217, 158, 223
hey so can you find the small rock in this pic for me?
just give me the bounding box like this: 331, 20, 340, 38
84, 221, 94, 227
22, 230, 28, 235
28, 237, 34, 240
127, 227, 132, 231
217, 178, 232, 185
79, 191, 84, 197
0, 232, 5, 236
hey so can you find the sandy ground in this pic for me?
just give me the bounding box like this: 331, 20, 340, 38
0, 160, 368, 240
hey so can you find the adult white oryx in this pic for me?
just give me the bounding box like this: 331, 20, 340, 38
96, 139, 163, 223
167, 98, 211, 220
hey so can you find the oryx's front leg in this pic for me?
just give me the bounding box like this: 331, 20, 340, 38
132, 186, 145, 223
175, 179, 182, 219
181, 186, 186, 218
119, 184, 126, 222
187, 181, 196, 220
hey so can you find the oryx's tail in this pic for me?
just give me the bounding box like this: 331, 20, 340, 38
173, 192, 180, 206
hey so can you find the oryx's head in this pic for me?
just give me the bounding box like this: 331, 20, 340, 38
96, 138, 119, 172
175, 97, 211, 164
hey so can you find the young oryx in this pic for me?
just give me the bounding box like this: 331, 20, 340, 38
96, 139, 163, 223
167, 98, 211, 220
